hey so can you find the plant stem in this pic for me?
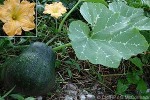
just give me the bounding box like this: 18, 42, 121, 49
1, 86, 16, 99
101, 73, 126, 77
53, 43, 72, 51
13, 45, 29, 49
46, 35, 58, 45
55, 19, 58, 30
11, 42, 71, 52
58, 0, 82, 32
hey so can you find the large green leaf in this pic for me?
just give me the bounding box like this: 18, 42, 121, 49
109, 2, 150, 30
68, 2, 149, 68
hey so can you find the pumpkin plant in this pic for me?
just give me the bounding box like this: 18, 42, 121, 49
58, 0, 150, 68
1, 0, 150, 96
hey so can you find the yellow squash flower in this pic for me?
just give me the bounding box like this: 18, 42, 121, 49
0, 0, 35, 36
43, 2, 67, 19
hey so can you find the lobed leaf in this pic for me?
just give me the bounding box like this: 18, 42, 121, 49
109, 2, 150, 30
68, 2, 149, 68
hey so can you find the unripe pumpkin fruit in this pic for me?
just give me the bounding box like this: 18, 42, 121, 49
3, 42, 56, 96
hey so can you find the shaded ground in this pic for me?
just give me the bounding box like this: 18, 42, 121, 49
43, 48, 150, 100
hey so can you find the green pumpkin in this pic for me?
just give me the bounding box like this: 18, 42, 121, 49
3, 42, 56, 96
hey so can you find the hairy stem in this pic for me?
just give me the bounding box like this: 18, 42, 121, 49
101, 73, 126, 77
53, 43, 72, 51
58, 0, 82, 32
